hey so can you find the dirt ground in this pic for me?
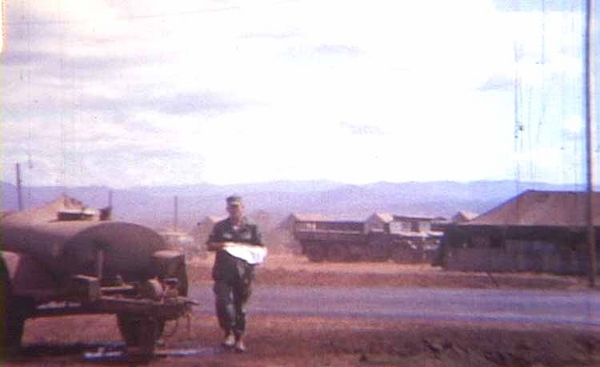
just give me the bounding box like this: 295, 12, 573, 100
5, 254, 600, 367
190, 254, 592, 290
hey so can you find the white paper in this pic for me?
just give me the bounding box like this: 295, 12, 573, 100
223, 242, 268, 265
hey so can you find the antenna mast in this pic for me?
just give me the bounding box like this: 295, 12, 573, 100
585, 0, 596, 287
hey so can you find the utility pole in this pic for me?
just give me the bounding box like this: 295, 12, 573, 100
16, 163, 23, 211
174, 195, 179, 232
585, 0, 597, 287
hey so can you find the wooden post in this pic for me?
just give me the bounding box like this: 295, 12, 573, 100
174, 195, 179, 232
16, 163, 23, 211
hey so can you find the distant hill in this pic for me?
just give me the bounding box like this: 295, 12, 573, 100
1, 180, 589, 232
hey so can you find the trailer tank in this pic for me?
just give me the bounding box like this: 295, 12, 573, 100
0, 196, 192, 356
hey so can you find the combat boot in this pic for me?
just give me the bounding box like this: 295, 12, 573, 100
234, 336, 246, 353
222, 333, 235, 348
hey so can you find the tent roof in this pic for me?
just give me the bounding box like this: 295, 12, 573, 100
464, 190, 600, 227
368, 212, 394, 223
1, 195, 97, 225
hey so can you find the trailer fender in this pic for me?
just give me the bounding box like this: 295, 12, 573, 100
1, 251, 19, 290
1, 251, 45, 350
0, 251, 56, 299
151, 250, 188, 296
151, 250, 184, 276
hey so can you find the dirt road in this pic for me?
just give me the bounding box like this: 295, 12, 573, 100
190, 285, 600, 326
5, 255, 600, 367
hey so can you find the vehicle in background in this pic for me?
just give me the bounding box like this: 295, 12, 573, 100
292, 215, 442, 263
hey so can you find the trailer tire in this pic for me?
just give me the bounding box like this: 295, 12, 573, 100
391, 246, 421, 264
117, 314, 162, 353
304, 243, 326, 262
348, 244, 367, 261
390, 247, 406, 263
328, 244, 349, 262
0, 271, 27, 356
5, 299, 27, 347
117, 280, 167, 343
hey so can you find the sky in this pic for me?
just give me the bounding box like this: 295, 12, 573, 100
1, 0, 599, 188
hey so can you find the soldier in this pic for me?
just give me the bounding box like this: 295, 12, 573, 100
206, 195, 266, 352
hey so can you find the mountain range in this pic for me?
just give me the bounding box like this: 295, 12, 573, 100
1, 180, 589, 232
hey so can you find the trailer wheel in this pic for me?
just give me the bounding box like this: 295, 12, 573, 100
117, 314, 162, 354
391, 246, 420, 264
119, 279, 167, 345
328, 244, 349, 262
348, 244, 367, 261
304, 243, 326, 262
0, 275, 27, 355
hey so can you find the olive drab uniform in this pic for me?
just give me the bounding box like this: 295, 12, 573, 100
206, 217, 263, 340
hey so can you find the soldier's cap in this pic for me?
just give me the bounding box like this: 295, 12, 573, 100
226, 195, 243, 206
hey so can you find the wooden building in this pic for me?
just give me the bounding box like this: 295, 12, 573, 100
440, 190, 600, 274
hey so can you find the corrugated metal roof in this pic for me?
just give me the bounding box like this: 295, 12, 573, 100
464, 190, 600, 227
291, 213, 331, 222
368, 212, 394, 223
452, 211, 478, 223
393, 215, 435, 221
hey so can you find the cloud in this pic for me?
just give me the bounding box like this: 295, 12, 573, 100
283, 43, 362, 63
2, 0, 595, 188
149, 92, 245, 115
1, 50, 52, 66
241, 30, 300, 40
314, 44, 361, 57
492, 0, 582, 12
339, 122, 384, 136
478, 74, 515, 91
